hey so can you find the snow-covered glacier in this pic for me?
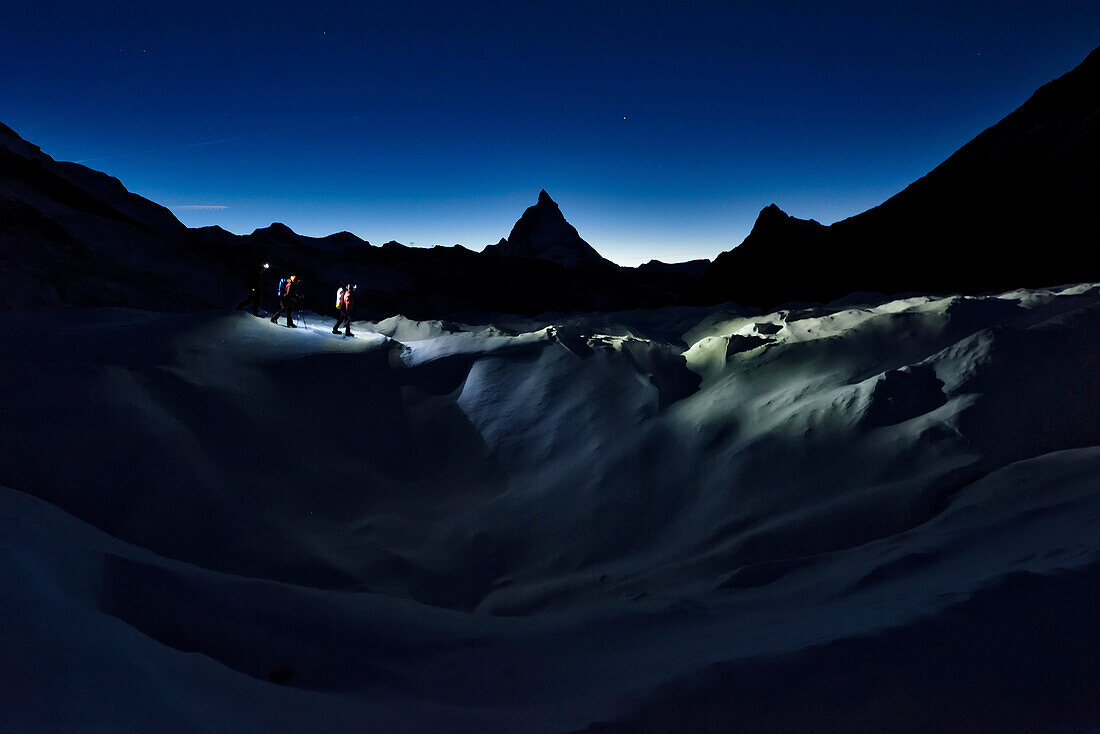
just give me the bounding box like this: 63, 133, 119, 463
1, 284, 1098, 732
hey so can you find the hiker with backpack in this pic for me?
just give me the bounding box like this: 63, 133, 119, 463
270, 274, 301, 328
235, 262, 269, 316
332, 283, 356, 337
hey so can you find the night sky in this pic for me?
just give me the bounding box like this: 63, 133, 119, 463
3, 2, 1098, 265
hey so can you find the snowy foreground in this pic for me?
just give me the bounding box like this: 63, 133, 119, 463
2, 285, 1100, 732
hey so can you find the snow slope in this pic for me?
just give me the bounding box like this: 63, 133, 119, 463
1, 283, 1099, 732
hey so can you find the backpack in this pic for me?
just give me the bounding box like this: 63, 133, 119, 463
335, 287, 345, 309
277, 278, 288, 297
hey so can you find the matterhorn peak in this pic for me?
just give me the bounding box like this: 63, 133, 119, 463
482, 191, 616, 268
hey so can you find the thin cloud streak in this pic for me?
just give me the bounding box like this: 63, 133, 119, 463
173, 204, 228, 210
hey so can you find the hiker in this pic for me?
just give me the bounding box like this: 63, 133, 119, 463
332, 283, 356, 336
270, 274, 301, 328
235, 262, 269, 316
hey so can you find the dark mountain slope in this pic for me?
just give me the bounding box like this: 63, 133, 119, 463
701, 46, 1100, 308
190, 228, 695, 320
0, 123, 233, 309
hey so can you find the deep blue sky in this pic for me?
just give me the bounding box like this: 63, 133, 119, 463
3, 2, 1098, 265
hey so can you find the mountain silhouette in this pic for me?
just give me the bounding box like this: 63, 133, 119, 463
2, 46, 1098, 314
701, 45, 1100, 307
483, 190, 616, 268
0, 121, 223, 309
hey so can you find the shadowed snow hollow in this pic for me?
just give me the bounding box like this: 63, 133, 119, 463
1, 283, 1098, 732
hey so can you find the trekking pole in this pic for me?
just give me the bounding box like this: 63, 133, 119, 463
295, 296, 306, 329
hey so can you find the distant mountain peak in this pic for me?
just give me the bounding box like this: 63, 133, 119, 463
483, 190, 616, 268
252, 222, 297, 238
735, 205, 827, 256
754, 203, 820, 227
702, 44, 1100, 307
321, 230, 365, 245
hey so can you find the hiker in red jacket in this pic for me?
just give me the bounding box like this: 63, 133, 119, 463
332, 283, 355, 336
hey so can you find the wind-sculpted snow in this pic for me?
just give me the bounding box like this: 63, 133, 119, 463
1, 284, 1099, 732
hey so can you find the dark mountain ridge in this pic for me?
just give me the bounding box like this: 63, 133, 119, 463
183, 196, 696, 318
0, 122, 223, 310
0, 127, 697, 314
2, 46, 1098, 315
701, 46, 1100, 307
